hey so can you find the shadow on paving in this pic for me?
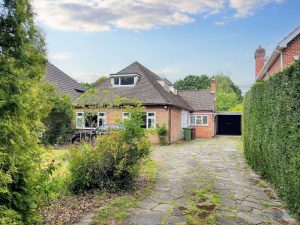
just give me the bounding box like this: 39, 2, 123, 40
124, 136, 298, 225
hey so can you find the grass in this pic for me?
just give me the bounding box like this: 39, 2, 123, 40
181, 188, 223, 225
93, 195, 139, 224
257, 180, 268, 188
233, 136, 243, 152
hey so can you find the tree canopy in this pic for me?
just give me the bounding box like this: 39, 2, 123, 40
174, 74, 242, 111
0, 0, 48, 223
174, 75, 210, 90
81, 76, 107, 90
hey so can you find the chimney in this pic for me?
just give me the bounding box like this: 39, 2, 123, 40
210, 79, 216, 94
255, 46, 266, 79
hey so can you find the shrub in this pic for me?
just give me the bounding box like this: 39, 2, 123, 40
156, 124, 168, 145
0, 206, 23, 225
243, 61, 300, 218
0, 0, 49, 223
41, 84, 74, 145
69, 103, 151, 193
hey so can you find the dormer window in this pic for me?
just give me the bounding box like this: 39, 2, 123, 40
114, 76, 134, 86
111, 74, 139, 86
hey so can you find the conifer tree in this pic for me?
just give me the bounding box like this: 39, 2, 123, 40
0, 0, 48, 223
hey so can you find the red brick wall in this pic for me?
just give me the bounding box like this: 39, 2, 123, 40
267, 55, 281, 77
266, 34, 300, 77
283, 34, 300, 67
75, 106, 173, 144
191, 113, 214, 138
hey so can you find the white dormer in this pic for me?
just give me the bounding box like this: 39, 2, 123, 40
110, 74, 139, 87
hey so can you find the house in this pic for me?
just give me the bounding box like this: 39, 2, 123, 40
45, 62, 85, 100
74, 62, 216, 144
255, 25, 300, 81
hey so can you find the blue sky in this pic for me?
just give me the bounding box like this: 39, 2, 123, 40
33, 0, 300, 92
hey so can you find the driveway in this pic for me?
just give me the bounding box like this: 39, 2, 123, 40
125, 136, 297, 225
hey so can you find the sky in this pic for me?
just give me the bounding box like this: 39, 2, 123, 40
32, 0, 300, 93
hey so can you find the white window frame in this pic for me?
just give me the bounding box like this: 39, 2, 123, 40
190, 115, 209, 126
76, 112, 107, 129
122, 112, 156, 128
112, 75, 135, 87
98, 112, 106, 127
76, 112, 84, 129
146, 112, 156, 128
122, 112, 130, 121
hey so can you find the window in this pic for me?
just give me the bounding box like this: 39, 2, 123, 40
147, 112, 156, 128
113, 76, 135, 86
190, 115, 208, 126
114, 77, 120, 85
122, 112, 130, 121
76, 112, 84, 128
123, 112, 156, 128
98, 112, 106, 127
121, 76, 134, 85
76, 112, 106, 129
85, 112, 98, 128
141, 112, 156, 128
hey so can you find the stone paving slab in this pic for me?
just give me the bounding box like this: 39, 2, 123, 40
124, 137, 298, 225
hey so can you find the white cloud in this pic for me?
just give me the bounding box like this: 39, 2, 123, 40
33, 0, 284, 32
50, 52, 73, 61
229, 0, 284, 17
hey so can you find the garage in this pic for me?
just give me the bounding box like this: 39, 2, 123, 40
216, 112, 242, 135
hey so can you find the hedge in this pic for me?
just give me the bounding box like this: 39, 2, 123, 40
243, 61, 300, 219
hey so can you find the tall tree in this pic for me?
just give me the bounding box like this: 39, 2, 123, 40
0, 0, 48, 223
212, 75, 243, 101
174, 75, 210, 90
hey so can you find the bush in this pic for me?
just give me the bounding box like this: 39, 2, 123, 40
41, 84, 74, 145
243, 61, 300, 218
0, 206, 23, 225
0, 0, 49, 223
69, 104, 151, 193
156, 124, 168, 145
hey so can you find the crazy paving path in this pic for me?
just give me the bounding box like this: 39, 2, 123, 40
125, 136, 298, 225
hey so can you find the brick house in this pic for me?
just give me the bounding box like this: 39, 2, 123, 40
255, 25, 300, 81
45, 61, 217, 144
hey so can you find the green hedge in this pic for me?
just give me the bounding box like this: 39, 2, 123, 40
243, 61, 300, 218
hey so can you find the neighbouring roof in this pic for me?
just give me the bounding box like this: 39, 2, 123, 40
45, 62, 85, 100
257, 25, 300, 80
89, 61, 194, 110
178, 90, 215, 112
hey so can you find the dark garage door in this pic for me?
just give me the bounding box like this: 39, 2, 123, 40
217, 115, 241, 135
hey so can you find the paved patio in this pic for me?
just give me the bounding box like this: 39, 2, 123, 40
125, 136, 297, 225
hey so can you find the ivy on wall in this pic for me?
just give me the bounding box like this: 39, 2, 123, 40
243, 61, 300, 219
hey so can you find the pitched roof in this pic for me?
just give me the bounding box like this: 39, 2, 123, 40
45, 62, 85, 100
178, 90, 215, 112
257, 25, 300, 80
94, 62, 193, 110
